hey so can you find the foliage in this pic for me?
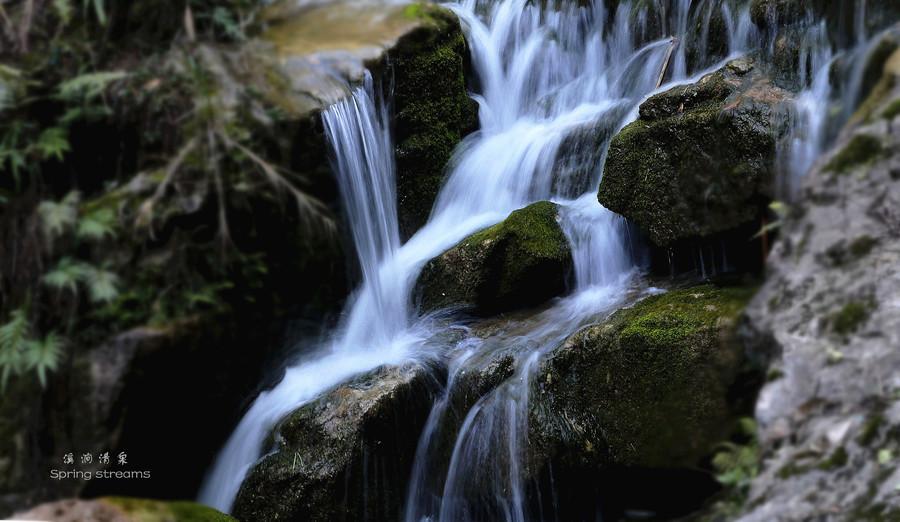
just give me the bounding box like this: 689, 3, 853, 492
709, 417, 759, 513
0, 305, 63, 390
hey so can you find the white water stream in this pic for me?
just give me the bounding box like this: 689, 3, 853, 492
200, 0, 882, 516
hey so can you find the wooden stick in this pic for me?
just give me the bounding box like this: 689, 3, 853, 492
656, 37, 678, 89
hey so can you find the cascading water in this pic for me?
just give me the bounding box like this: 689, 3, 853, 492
201, 0, 887, 518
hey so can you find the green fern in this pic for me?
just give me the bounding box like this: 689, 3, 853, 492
37, 191, 80, 239
0, 308, 29, 389
57, 71, 126, 101
76, 207, 116, 240
34, 127, 71, 161
53, 0, 75, 24
24, 334, 63, 387
42, 257, 90, 294
85, 267, 119, 303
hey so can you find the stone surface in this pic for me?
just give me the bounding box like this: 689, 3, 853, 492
14, 497, 235, 522
416, 201, 574, 315
736, 50, 900, 522
599, 58, 791, 247
232, 362, 441, 522
529, 285, 754, 472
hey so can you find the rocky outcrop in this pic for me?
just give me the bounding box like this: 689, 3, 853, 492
750, 0, 900, 40
598, 58, 791, 247
14, 497, 234, 522
523, 285, 758, 518
383, 5, 480, 239
233, 363, 441, 522
416, 201, 574, 315
530, 285, 754, 470
262, 1, 477, 240
736, 50, 900, 521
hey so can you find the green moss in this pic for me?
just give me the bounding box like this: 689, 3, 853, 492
882, 98, 900, 120
859, 415, 885, 447
530, 283, 756, 473
849, 235, 879, 258
388, 7, 478, 238
826, 134, 884, 174
417, 201, 572, 314
618, 285, 755, 351
104, 497, 236, 521
818, 447, 848, 470
830, 301, 872, 336
598, 63, 779, 246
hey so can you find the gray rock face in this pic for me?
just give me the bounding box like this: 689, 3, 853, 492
232, 363, 441, 522
737, 51, 900, 521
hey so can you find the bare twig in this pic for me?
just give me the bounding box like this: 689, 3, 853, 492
656, 37, 679, 89
136, 136, 199, 237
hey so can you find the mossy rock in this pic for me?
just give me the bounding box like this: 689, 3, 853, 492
378, 4, 479, 239
233, 363, 440, 522
13, 497, 234, 522
598, 58, 790, 247
416, 201, 574, 315
529, 285, 755, 471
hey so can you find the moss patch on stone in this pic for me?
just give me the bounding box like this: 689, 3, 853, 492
104, 497, 236, 521
529, 284, 756, 470
830, 301, 872, 336
385, 4, 479, 239
417, 201, 573, 315
598, 60, 785, 246
825, 134, 884, 175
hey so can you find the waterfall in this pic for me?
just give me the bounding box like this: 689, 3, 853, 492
199, 75, 421, 512
201, 0, 886, 517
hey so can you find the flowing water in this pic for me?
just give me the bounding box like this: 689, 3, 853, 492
201, 0, 886, 517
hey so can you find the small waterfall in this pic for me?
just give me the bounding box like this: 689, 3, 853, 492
199, 76, 418, 512
404, 1, 760, 520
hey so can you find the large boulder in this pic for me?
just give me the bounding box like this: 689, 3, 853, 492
735, 50, 900, 521
526, 284, 757, 518
232, 363, 441, 522
598, 58, 791, 248
530, 285, 754, 470
416, 201, 574, 315
14, 497, 235, 522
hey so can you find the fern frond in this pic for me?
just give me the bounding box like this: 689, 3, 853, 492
57, 70, 126, 101
42, 257, 89, 294
37, 191, 80, 239
34, 127, 70, 161
24, 334, 63, 388
84, 267, 119, 303
76, 207, 116, 241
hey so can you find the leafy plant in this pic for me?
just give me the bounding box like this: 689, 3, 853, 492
0, 306, 63, 389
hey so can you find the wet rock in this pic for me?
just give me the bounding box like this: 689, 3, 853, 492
233, 362, 441, 522
529, 285, 754, 472
262, 2, 478, 239
381, 5, 480, 239
416, 201, 574, 315
736, 50, 900, 521
14, 497, 235, 522
598, 58, 791, 247
751, 0, 900, 41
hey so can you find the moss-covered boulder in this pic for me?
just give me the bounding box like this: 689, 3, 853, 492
14, 497, 235, 521
598, 58, 790, 247
416, 201, 574, 315
529, 285, 755, 471
381, 5, 479, 239
233, 363, 440, 522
